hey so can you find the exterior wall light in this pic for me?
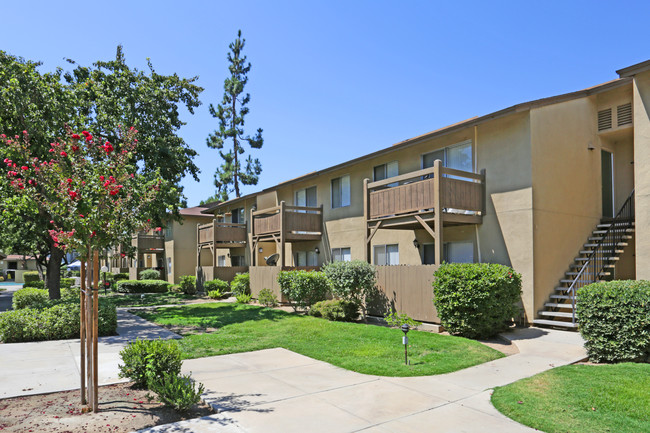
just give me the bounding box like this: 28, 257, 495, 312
315, 247, 320, 254
413, 239, 420, 249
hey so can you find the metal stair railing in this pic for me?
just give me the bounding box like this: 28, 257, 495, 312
567, 189, 635, 325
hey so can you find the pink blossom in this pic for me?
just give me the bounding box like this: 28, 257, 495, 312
22, 130, 28, 135
21, 166, 28, 171
71, 134, 81, 140
68, 190, 78, 199
60, 151, 68, 157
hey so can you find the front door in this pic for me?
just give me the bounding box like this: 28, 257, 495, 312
601, 150, 614, 218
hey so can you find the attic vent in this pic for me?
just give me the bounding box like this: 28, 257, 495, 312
617, 103, 632, 126
598, 108, 613, 131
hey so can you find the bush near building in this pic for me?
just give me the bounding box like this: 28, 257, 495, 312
139, 269, 161, 280
309, 299, 359, 322
433, 263, 522, 339
278, 270, 329, 311
577, 280, 650, 363
116, 279, 170, 293
179, 275, 196, 295
230, 273, 250, 296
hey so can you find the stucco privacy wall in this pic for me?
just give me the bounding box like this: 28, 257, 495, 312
530, 97, 603, 317
633, 70, 650, 279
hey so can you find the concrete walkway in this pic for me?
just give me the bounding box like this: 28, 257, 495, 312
139, 327, 586, 433
0, 309, 180, 398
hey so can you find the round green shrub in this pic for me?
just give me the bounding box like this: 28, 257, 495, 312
204, 279, 229, 293
113, 272, 129, 281
207, 290, 224, 299
12, 288, 49, 309
60, 277, 75, 289
309, 299, 359, 321
139, 269, 161, 280
278, 270, 329, 311
577, 280, 650, 363
118, 339, 182, 388
257, 288, 278, 307
179, 275, 196, 295
322, 260, 376, 305
433, 263, 522, 339
116, 279, 170, 293
230, 273, 250, 296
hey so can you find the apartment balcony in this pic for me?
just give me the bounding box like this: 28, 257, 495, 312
197, 220, 247, 249
132, 232, 165, 252
252, 202, 323, 242
364, 159, 485, 265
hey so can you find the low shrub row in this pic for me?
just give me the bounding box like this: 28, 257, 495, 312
116, 279, 170, 293
577, 280, 650, 363
0, 303, 117, 343
203, 279, 229, 293
139, 269, 161, 280
309, 299, 359, 321
278, 270, 330, 312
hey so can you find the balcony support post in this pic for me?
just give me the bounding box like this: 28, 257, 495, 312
250, 207, 256, 266
433, 159, 443, 266
363, 178, 370, 263
280, 201, 286, 268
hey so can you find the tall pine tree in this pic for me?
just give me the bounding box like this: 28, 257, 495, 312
207, 30, 263, 201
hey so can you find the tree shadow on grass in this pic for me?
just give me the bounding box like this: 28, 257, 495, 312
135, 303, 299, 329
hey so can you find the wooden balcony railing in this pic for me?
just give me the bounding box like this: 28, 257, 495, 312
197, 220, 247, 248
365, 162, 485, 223
252, 202, 323, 241
132, 232, 165, 251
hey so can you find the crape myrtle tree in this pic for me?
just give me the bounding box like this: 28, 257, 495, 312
207, 30, 264, 201
1, 127, 163, 294
0, 48, 203, 297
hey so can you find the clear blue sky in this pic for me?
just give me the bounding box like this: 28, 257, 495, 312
3, 1, 649, 206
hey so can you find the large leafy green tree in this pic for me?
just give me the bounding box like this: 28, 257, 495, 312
207, 30, 264, 200
0, 48, 203, 297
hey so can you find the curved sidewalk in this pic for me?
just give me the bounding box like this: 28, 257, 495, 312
0, 309, 180, 399
140, 327, 586, 433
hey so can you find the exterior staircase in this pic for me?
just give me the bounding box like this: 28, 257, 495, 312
533, 190, 635, 330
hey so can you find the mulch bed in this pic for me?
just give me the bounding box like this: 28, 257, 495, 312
0, 382, 213, 432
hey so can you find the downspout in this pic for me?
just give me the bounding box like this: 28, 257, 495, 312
474, 125, 482, 263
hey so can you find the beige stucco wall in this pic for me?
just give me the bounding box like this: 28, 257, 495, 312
530, 97, 602, 317
633, 70, 650, 279
166, 215, 213, 284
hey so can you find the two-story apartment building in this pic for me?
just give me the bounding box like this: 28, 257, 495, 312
198, 59, 650, 329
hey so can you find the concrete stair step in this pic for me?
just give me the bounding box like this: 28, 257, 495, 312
532, 319, 578, 329
544, 302, 575, 309
550, 294, 575, 300
538, 311, 574, 318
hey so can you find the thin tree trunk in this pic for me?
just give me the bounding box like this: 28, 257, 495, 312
46, 246, 64, 299
233, 98, 240, 198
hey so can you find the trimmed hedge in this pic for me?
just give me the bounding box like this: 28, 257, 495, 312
433, 263, 522, 339
577, 280, 650, 363
113, 272, 129, 281
61, 277, 75, 289
204, 279, 229, 293
309, 299, 359, 321
23, 280, 45, 289
116, 279, 170, 293
230, 273, 250, 296
0, 303, 117, 343
278, 270, 329, 311
22, 271, 40, 284
12, 288, 49, 309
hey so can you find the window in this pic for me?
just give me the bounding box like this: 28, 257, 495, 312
373, 161, 399, 184
331, 247, 351, 262
331, 175, 351, 208
444, 241, 474, 263
295, 251, 318, 267
217, 255, 226, 266
373, 244, 399, 265
231, 208, 245, 224
295, 186, 317, 208
231, 255, 245, 267
422, 140, 473, 174
164, 224, 172, 239
8, 261, 17, 270
167, 257, 172, 274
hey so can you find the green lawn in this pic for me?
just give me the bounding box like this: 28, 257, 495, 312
134, 302, 503, 377
492, 363, 650, 433
99, 292, 205, 308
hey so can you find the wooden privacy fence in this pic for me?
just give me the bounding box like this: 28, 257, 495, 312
367, 265, 440, 323
197, 266, 248, 283
249, 266, 320, 302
